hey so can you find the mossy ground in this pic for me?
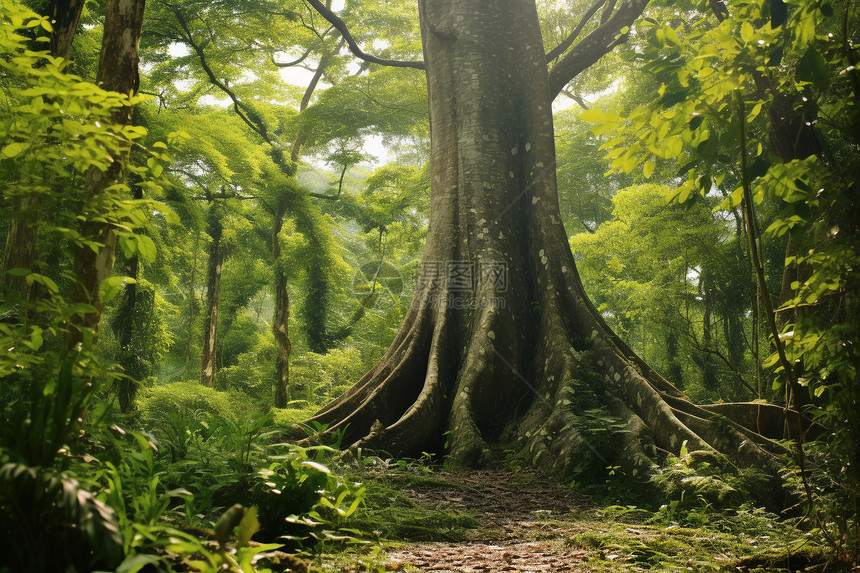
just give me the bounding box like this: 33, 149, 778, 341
303, 467, 842, 573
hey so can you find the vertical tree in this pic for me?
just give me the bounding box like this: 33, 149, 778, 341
199, 201, 224, 387
303, 0, 786, 487
67, 0, 147, 344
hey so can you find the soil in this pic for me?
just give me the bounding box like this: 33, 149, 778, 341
380, 470, 590, 572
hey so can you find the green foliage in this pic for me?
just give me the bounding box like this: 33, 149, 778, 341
568, 407, 629, 481
252, 445, 368, 550
0, 358, 96, 467
343, 473, 478, 542
96, 430, 191, 552
256, 449, 332, 535
570, 183, 756, 400
138, 381, 253, 427
649, 441, 772, 525
0, 463, 124, 572
291, 346, 369, 400
4, 0, 859, 569
584, 0, 858, 552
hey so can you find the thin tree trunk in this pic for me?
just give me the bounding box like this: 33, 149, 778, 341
2, 199, 39, 299
272, 198, 291, 407
700, 274, 718, 390
113, 184, 143, 413
271, 39, 342, 405
184, 227, 201, 380
200, 205, 224, 388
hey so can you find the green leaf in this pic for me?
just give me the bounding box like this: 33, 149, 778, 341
665, 26, 681, 46
580, 108, 620, 124
659, 88, 689, 108
69, 302, 98, 314
768, 45, 784, 66
237, 506, 260, 547
301, 460, 331, 474
664, 136, 683, 157
100, 275, 136, 304
748, 158, 771, 180
22, 326, 43, 350
688, 115, 704, 131
796, 47, 830, 90
740, 22, 754, 43
1, 142, 26, 158
643, 161, 656, 179
25, 273, 58, 293
116, 554, 162, 573
137, 234, 157, 262
5, 267, 31, 276
677, 160, 697, 177
117, 233, 136, 259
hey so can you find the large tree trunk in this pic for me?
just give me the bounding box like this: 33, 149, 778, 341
67, 0, 146, 346
307, 0, 785, 495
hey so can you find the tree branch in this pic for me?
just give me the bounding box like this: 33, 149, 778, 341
561, 88, 590, 109
600, 0, 618, 24
302, 0, 425, 70
309, 161, 349, 200
548, 0, 650, 99
545, 0, 606, 62
709, 0, 730, 22
271, 47, 313, 68
173, 9, 271, 143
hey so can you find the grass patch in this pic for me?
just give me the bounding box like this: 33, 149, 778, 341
385, 472, 469, 491
271, 405, 319, 427
565, 506, 819, 572
346, 474, 478, 542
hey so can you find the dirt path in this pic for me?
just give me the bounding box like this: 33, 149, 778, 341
314, 469, 823, 573
382, 471, 589, 572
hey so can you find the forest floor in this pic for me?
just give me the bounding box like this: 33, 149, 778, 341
305, 468, 829, 573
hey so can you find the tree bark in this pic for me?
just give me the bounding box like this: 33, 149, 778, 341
200, 204, 224, 388
2, 200, 39, 300
50, 0, 86, 61
115, 248, 140, 412
305, 0, 786, 498
67, 0, 146, 347
273, 198, 291, 407
111, 184, 145, 413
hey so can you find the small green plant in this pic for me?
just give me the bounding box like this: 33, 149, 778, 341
306, 473, 367, 547
648, 440, 771, 525
297, 420, 350, 450
95, 429, 191, 553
